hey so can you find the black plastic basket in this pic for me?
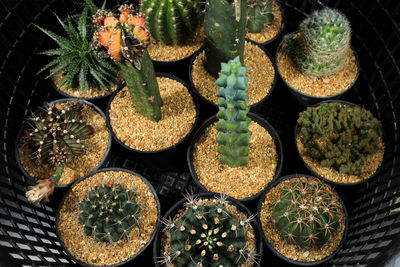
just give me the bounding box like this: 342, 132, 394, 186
0, 0, 400, 266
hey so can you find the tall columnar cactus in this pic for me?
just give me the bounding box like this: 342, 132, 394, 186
141, 0, 201, 45
298, 103, 383, 176
272, 180, 341, 248
78, 182, 141, 242
159, 194, 257, 266
93, 5, 163, 122
246, 0, 274, 33
286, 8, 351, 77
216, 57, 252, 167
204, 0, 247, 78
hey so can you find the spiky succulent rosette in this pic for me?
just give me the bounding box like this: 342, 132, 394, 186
78, 182, 141, 242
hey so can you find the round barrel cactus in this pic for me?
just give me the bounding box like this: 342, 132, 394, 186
246, 0, 274, 33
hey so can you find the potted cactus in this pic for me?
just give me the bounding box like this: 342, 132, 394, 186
295, 101, 385, 185
16, 99, 111, 204
188, 58, 282, 201
153, 192, 262, 266
276, 8, 359, 106
257, 174, 348, 265
56, 168, 160, 266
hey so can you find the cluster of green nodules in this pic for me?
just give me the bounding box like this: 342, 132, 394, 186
285, 8, 351, 77
298, 103, 382, 176
273, 180, 341, 248
216, 57, 251, 167
141, 0, 201, 45
78, 183, 141, 243
167, 197, 256, 266
246, 0, 274, 33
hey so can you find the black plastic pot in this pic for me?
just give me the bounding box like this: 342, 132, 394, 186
256, 174, 349, 266
55, 167, 161, 267
187, 112, 284, 203
153, 192, 264, 267
106, 72, 200, 171
15, 98, 112, 190
188, 40, 278, 119
294, 99, 386, 187
275, 37, 360, 107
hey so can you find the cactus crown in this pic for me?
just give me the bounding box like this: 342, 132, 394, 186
159, 194, 258, 266
22, 103, 95, 167
286, 8, 351, 77
216, 57, 252, 167
141, 0, 201, 45
272, 179, 341, 248
78, 182, 141, 242
246, 0, 274, 33
298, 103, 383, 176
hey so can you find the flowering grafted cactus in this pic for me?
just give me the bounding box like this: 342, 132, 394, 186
246, 0, 274, 33
216, 57, 252, 167
272, 180, 341, 248
141, 0, 201, 45
78, 182, 141, 242
93, 5, 163, 122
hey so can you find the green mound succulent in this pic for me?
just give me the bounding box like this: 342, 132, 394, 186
246, 0, 274, 33
78, 182, 141, 242
298, 103, 383, 176
216, 57, 252, 167
159, 194, 258, 266
141, 0, 201, 45
272, 179, 341, 248
285, 8, 351, 77
204, 0, 246, 78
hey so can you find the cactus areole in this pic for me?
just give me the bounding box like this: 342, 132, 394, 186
93, 4, 163, 122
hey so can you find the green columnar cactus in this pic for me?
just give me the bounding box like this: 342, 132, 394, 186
160, 194, 257, 266
204, 0, 247, 78
78, 182, 141, 242
286, 8, 351, 77
141, 0, 201, 45
216, 57, 252, 167
298, 103, 383, 176
246, 0, 274, 33
272, 180, 341, 247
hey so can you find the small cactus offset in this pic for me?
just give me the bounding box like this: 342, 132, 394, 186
285, 8, 351, 77
246, 0, 274, 33
159, 194, 258, 266
141, 0, 201, 45
272, 180, 341, 247
216, 57, 252, 167
298, 103, 383, 176
93, 5, 163, 122
78, 182, 141, 242
204, 0, 247, 78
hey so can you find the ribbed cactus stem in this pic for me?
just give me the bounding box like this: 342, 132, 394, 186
204, 0, 246, 78
246, 0, 274, 33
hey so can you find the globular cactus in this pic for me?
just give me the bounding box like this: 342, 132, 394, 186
272, 180, 341, 248
285, 8, 351, 77
216, 57, 252, 167
93, 5, 163, 122
246, 0, 274, 33
297, 103, 382, 176
204, 0, 247, 78
22, 103, 95, 168
159, 194, 258, 266
78, 182, 141, 242
141, 0, 201, 45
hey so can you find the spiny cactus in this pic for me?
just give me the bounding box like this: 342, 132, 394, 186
272, 179, 341, 248
22, 103, 95, 168
216, 57, 252, 167
285, 8, 351, 77
246, 0, 274, 33
204, 0, 247, 78
141, 0, 201, 45
298, 103, 382, 176
158, 194, 258, 266
93, 4, 163, 122
78, 182, 141, 242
